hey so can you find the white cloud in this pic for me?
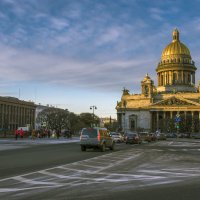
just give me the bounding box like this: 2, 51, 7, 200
0, 43, 156, 93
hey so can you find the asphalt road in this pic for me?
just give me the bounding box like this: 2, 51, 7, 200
0, 138, 200, 200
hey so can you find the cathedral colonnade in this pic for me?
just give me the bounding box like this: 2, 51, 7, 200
157, 70, 195, 86
151, 110, 200, 133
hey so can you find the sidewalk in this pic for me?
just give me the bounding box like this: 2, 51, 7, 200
0, 137, 80, 151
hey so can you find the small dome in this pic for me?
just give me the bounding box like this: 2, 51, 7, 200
143, 73, 151, 81
161, 29, 191, 59
142, 73, 153, 83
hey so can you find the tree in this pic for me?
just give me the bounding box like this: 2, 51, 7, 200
36, 108, 70, 131
79, 113, 99, 127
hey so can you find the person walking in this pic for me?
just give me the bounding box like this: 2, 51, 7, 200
15, 129, 19, 140
56, 129, 60, 139
20, 128, 24, 139
31, 129, 36, 139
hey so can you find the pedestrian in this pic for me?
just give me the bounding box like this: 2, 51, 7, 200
47, 130, 51, 138
15, 129, 19, 140
31, 129, 36, 139
20, 128, 24, 138
56, 129, 60, 139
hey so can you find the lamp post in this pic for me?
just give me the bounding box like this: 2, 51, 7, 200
90, 106, 97, 126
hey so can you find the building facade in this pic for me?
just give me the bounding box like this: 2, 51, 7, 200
0, 96, 36, 131
116, 29, 200, 133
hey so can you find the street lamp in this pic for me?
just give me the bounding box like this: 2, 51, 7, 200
90, 106, 97, 126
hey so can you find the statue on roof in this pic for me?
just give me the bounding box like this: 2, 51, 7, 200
122, 87, 130, 95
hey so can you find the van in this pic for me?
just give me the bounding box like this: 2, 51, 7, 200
80, 127, 115, 152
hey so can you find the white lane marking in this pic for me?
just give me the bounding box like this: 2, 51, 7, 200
168, 141, 174, 146
0, 185, 60, 193
1, 144, 200, 195
40, 170, 164, 181
12, 176, 61, 186
138, 169, 199, 177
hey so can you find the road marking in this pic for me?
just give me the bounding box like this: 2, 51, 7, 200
0, 143, 200, 197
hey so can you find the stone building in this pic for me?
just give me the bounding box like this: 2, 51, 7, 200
0, 96, 36, 131
116, 29, 200, 133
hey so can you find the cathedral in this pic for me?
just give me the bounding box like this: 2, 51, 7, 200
116, 29, 200, 133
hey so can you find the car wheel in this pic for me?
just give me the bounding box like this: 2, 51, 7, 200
81, 145, 86, 151
101, 143, 106, 152
110, 142, 115, 151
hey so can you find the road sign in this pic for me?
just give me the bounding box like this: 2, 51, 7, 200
175, 114, 181, 122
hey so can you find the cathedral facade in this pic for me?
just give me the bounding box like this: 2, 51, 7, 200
116, 29, 200, 133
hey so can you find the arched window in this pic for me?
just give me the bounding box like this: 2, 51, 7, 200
129, 115, 137, 131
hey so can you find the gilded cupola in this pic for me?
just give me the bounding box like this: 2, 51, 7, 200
156, 29, 197, 93
161, 29, 191, 59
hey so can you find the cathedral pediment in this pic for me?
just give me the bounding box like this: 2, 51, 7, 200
152, 96, 200, 106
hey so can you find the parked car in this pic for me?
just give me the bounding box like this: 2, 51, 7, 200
166, 133, 177, 138
139, 132, 152, 142
125, 132, 141, 144
191, 133, 200, 139
149, 133, 157, 141
80, 127, 115, 152
177, 132, 190, 138
110, 132, 123, 143
156, 132, 167, 140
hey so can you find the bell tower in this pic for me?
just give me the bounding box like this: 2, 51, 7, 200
141, 73, 154, 97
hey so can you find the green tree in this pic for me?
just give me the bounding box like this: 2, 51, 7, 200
36, 108, 70, 131
79, 112, 99, 127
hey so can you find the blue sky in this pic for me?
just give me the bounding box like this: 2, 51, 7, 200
1, 0, 200, 118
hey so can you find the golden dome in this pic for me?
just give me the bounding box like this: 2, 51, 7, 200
161, 29, 191, 59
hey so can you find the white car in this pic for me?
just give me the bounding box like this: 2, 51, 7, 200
110, 132, 123, 143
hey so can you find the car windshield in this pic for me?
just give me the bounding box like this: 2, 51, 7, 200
111, 132, 118, 135
82, 128, 97, 137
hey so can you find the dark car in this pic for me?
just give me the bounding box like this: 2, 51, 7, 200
156, 132, 167, 140
149, 133, 157, 141
191, 133, 200, 139
125, 132, 141, 144
166, 133, 177, 138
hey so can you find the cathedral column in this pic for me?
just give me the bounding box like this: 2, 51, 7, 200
170, 111, 173, 132
181, 71, 184, 84
199, 112, 200, 133
169, 71, 172, 85
171, 71, 174, 84
192, 73, 195, 84
163, 111, 166, 132
191, 111, 194, 133
170, 111, 173, 120
184, 111, 187, 131
150, 112, 152, 132
158, 73, 160, 86
156, 111, 159, 131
